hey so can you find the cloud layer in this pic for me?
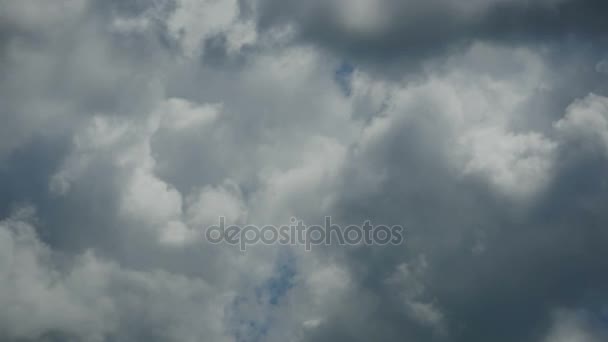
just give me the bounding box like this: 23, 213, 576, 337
1, 0, 608, 341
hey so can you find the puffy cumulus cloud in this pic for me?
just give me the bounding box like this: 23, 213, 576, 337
50, 97, 235, 246
554, 94, 608, 157
0, 0, 169, 160
290, 44, 608, 342
0, 207, 233, 342
339, 43, 562, 202
2, 0, 608, 342
458, 126, 557, 199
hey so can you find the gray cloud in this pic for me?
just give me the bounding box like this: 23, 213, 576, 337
1, 0, 608, 341
253, 0, 608, 71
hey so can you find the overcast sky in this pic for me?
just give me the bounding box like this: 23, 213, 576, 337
1, 0, 608, 341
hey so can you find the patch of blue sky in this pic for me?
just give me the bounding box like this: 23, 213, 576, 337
334, 61, 355, 96
227, 248, 297, 342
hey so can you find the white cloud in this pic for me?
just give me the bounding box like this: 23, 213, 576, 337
544, 310, 607, 342
0, 208, 232, 341
168, 0, 245, 56
555, 93, 608, 156
459, 126, 557, 199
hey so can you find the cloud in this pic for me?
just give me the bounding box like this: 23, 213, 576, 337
253, 0, 608, 70
554, 94, 608, 156
0, 207, 233, 342
544, 310, 608, 342
1, 0, 608, 341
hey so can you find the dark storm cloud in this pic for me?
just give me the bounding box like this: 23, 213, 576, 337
300, 118, 608, 342
297, 67, 608, 342
254, 0, 608, 68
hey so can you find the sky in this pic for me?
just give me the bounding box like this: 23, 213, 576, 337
1, 0, 608, 341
